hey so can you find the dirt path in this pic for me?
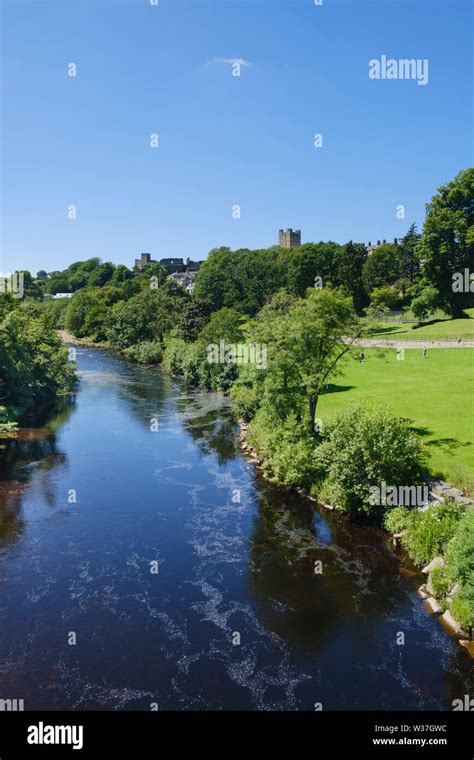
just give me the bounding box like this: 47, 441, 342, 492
57, 330, 102, 347
351, 338, 474, 349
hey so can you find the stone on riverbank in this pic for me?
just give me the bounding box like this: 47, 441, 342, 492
440, 610, 468, 639
459, 640, 474, 658
422, 556, 445, 574
423, 597, 443, 615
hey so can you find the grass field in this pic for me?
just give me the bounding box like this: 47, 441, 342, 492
318, 347, 474, 491
368, 310, 474, 341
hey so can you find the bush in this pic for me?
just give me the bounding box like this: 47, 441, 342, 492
450, 587, 474, 635
429, 566, 451, 602
315, 405, 426, 519
230, 380, 261, 422
247, 409, 321, 489
125, 341, 163, 365
445, 507, 474, 588
0, 310, 77, 422
384, 507, 410, 534
397, 499, 464, 565
0, 405, 18, 437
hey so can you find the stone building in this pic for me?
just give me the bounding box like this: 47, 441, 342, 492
279, 228, 301, 248
134, 252, 155, 271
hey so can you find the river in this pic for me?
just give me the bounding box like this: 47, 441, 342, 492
0, 348, 472, 710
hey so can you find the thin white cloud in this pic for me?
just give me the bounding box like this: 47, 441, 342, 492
206, 57, 253, 68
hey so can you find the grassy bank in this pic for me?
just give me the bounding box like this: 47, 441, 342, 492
317, 348, 474, 490
368, 310, 474, 341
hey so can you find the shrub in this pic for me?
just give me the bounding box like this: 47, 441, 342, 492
315, 405, 426, 519
0, 405, 18, 437
247, 410, 321, 489
429, 566, 451, 602
450, 587, 474, 635
445, 507, 474, 588
124, 341, 163, 365
384, 507, 410, 534
390, 499, 465, 566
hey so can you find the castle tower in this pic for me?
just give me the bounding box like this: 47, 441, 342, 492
279, 228, 301, 248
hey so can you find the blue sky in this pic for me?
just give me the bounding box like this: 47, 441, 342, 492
1, 0, 472, 274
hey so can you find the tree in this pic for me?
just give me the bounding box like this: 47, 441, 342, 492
362, 243, 401, 294
252, 287, 365, 434
335, 242, 368, 313
88, 262, 115, 287
398, 223, 421, 281
411, 284, 440, 322
197, 307, 243, 346
177, 298, 213, 342
369, 286, 400, 310
0, 309, 77, 422
65, 290, 100, 337
286, 242, 340, 296
36, 270, 48, 280
107, 287, 184, 349
419, 168, 474, 317
194, 247, 287, 315
111, 264, 133, 286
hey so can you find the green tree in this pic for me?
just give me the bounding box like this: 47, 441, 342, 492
398, 223, 421, 281
286, 242, 340, 296
88, 262, 115, 287
419, 168, 474, 317
362, 243, 401, 294
177, 298, 213, 341
107, 287, 184, 349
335, 241, 368, 313
252, 287, 365, 433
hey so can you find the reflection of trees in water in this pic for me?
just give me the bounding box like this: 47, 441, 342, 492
177, 399, 237, 465
247, 475, 411, 651
0, 403, 73, 549
114, 364, 237, 465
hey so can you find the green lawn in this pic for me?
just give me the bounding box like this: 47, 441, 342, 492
318, 348, 474, 491
368, 310, 474, 341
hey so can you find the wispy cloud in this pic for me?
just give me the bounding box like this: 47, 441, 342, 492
206, 57, 253, 68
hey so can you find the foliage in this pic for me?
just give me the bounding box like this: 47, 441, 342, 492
450, 588, 474, 634
335, 241, 368, 313
0, 309, 77, 422
418, 168, 474, 317
124, 341, 163, 365
247, 410, 321, 489
429, 566, 451, 602
250, 288, 364, 433
369, 286, 401, 310
106, 287, 185, 349
384, 506, 410, 534
384, 499, 464, 565
411, 284, 441, 322
315, 406, 426, 518
362, 243, 401, 294
445, 506, 474, 588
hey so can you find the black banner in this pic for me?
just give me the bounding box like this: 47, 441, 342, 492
0, 710, 472, 758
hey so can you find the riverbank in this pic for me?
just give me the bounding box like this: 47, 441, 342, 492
237, 418, 474, 655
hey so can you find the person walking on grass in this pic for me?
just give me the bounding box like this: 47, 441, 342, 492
422, 347, 427, 358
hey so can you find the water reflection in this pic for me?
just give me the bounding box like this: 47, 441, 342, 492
0, 348, 472, 711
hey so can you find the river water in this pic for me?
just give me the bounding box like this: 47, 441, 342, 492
0, 348, 472, 710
